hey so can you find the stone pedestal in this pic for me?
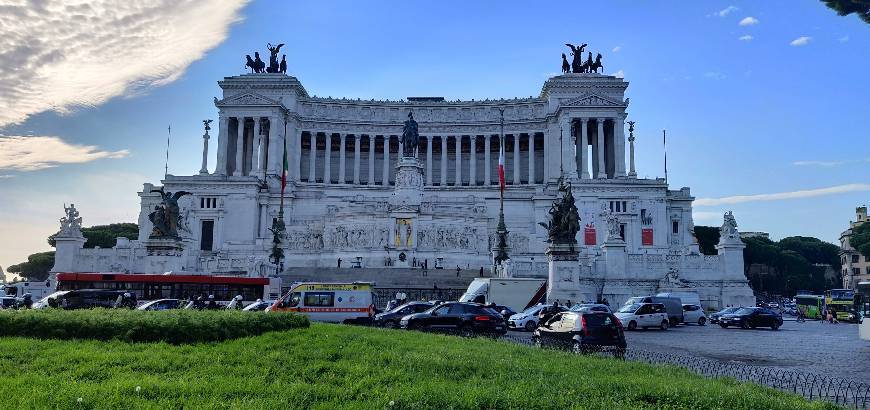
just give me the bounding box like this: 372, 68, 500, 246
546, 242, 580, 303
391, 157, 424, 208
602, 239, 627, 280
51, 235, 86, 273
145, 237, 185, 257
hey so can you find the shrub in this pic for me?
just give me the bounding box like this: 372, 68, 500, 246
0, 309, 308, 344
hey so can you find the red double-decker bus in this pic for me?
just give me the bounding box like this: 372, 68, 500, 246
55, 273, 281, 302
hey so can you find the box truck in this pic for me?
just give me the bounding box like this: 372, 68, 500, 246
459, 278, 547, 312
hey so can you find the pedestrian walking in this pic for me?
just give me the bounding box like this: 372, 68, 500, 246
455, 265, 461, 277
337, 258, 342, 268
479, 267, 484, 277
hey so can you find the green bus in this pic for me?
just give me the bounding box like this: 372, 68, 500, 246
795, 294, 824, 319
857, 282, 869, 341
825, 289, 858, 323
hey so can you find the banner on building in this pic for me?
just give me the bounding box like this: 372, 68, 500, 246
584, 224, 596, 245
642, 228, 654, 246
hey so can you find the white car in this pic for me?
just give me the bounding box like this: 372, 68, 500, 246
614, 303, 670, 331
507, 304, 548, 331
243, 300, 274, 311
681, 304, 707, 325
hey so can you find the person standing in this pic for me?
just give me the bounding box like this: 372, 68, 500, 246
455, 265, 461, 277
337, 258, 342, 268
479, 267, 484, 277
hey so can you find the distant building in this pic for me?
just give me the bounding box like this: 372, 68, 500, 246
739, 231, 770, 240
840, 206, 870, 289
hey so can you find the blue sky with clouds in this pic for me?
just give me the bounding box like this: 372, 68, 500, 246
0, 0, 868, 277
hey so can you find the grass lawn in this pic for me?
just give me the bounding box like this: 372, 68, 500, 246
0, 323, 836, 409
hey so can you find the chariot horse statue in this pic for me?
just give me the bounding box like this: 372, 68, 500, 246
565, 43, 587, 73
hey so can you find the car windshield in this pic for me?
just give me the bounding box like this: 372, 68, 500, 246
37, 291, 68, 303
734, 308, 756, 315
718, 307, 739, 314
388, 303, 415, 313
618, 304, 641, 313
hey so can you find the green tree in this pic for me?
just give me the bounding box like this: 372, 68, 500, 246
820, 0, 870, 24
849, 221, 870, 257
693, 226, 720, 255
47, 223, 139, 249
7, 252, 55, 281
778, 236, 842, 271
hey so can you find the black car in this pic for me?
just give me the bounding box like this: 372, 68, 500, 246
399, 302, 506, 337
374, 301, 435, 328
532, 311, 626, 356
719, 307, 783, 330
53, 289, 133, 309
709, 307, 741, 324
490, 304, 518, 321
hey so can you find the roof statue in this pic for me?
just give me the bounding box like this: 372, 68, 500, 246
148, 187, 191, 239
202, 119, 213, 132
564, 43, 587, 73
244, 43, 288, 74
563, 44, 605, 74
539, 181, 581, 243
400, 111, 420, 157
57, 203, 84, 238
718, 211, 742, 245
266, 43, 284, 73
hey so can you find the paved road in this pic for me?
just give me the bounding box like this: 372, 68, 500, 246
506, 320, 870, 382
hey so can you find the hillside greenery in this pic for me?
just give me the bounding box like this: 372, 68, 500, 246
848, 220, 870, 257
0, 322, 833, 409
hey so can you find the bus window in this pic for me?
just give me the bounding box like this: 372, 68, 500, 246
303, 292, 334, 307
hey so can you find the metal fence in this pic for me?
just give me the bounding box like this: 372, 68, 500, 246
497, 333, 870, 409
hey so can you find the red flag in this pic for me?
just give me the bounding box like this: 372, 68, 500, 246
498, 139, 505, 194
281, 139, 288, 191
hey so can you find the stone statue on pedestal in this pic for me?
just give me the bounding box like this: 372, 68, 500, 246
539, 182, 581, 244
148, 188, 191, 239
400, 111, 420, 157
266, 43, 284, 73
58, 204, 84, 238
564, 43, 587, 73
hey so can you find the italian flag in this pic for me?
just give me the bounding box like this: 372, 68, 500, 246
498, 138, 506, 195
281, 139, 288, 191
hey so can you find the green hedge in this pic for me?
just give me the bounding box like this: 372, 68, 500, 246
0, 309, 308, 344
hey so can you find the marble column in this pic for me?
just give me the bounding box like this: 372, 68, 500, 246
308, 132, 316, 182
454, 136, 462, 186
579, 118, 589, 179
560, 119, 577, 179
368, 135, 375, 184
353, 134, 361, 184
215, 115, 228, 175
484, 135, 491, 185
234, 117, 245, 176
596, 119, 606, 178
440, 136, 447, 185
513, 133, 521, 184
265, 117, 277, 175
382, 135, 390, 186
528, 132, 535, 184
251, 117, 261, 173
469, 136, 477, 186
324, 133, 332, 184
199, 127, 210, 175
615, 116, 626, 177
338, 133, 347, 184
426, 136, 433, 185
628, 128, 637, 178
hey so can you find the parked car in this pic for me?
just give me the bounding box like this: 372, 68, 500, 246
623, 296, 684, 325
570, 303, 611, 314
137, 299, 184, 311
718, 307, 783, 330
489, 304, 518, 322
374, 301, 435, 328
767, 302, 780, 309
537, 304, 568, 326
399, 302, 506, 337
507, 304, 549, 331
52, 289, 132, 310
614, 303, 670, 330
709, 307, 741, 324
242, 300, 274, 311
31, 291, 70, 309
532, 311, 627, 355
681, 304, 707, 325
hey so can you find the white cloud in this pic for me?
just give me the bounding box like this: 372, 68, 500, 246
0, 175, 13, 179
704, 71, 726, 80
692, 211, 723, 223
610, 69, 625, 78
739, 17, 759, 26
0, 0, 248, 127
717, 6, 739, 17
612, 46, 622, 53
695, 184, 870, 206
0, 136, 128, 171
793, 158, 869, 167
739, 35, 753, 41
790, 36, 812, 46
839, 36, 850, 43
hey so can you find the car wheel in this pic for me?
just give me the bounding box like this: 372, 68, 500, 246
698, 317, 706, 326
740, 320, 749, 329
627, 320, 637, 331
408, 322, 421, 331
660, 320, 669, 330
719, 323, 728, 328
459, 325, 474, 338
571, 341, 583, 354
524, 321, 537, 332
771, 323, 780, 330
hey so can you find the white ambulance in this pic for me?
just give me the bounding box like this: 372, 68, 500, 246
269, 282, 375, 323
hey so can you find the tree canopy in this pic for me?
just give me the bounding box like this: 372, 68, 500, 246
7, 252, 55, 281
47, 223, 139, 249
693, 226, 720, 256
849, 221, 870, 257
821, 0, 870, 24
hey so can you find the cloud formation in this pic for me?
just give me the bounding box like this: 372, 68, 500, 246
704, 71, 726, 80
611, 69, 625, 78
0, 136, 129, 171
612, 46, 622, 53
793, 158, 869, 167
717, 6, 739, 17
839, 36, 850, 43
739, 17, 759, 26
0, 0, 248, 127
695, 184, 870, 206
790, 36, 812, 46
739, 35, 753, 41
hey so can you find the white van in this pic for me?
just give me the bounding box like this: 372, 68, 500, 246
269, 282, 375, 324
459, 278, 547, 312
655, 292, 701, 307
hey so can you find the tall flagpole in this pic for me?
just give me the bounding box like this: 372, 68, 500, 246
494, 108, 509, 275
164, 125, 171, 179
663, 129, 668, 183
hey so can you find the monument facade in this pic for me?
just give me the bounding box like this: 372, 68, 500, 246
51, 45, 755, 308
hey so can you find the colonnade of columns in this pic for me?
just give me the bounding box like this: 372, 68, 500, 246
215, 115, 284, 177
299, 133, 544, 186
561, 116, 626, 179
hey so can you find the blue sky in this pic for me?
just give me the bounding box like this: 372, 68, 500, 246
0, 1, 868, 277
